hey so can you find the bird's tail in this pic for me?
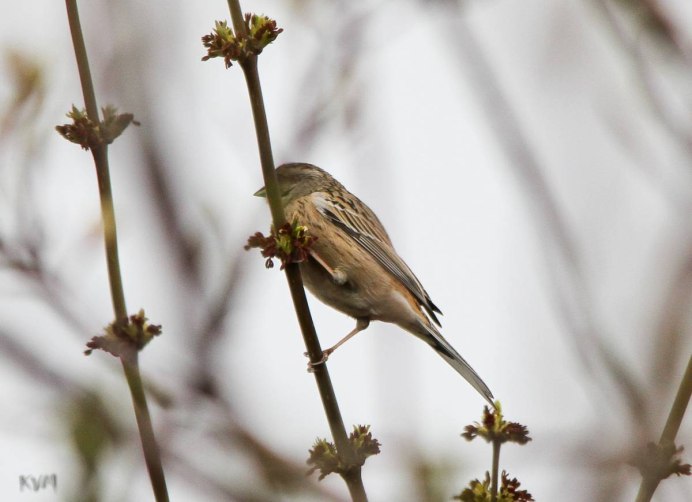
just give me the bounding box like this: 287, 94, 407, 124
416, 320, 494, 406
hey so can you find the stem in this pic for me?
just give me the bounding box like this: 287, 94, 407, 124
490, 440, 500, 502
284, 265, 367, 501
121, 350, 169, 502
226, 0, 246, 39
238, 56, 285, 228
65, 1, 126, 320
64, 2, 169, 500
65, 0, 99, 126
225, 2, 367, 500
635, 355, 692, 502
658, 355, 692, 445
91, 146, 127, 320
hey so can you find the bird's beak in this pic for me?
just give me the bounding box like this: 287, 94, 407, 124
253, 186, 267, 197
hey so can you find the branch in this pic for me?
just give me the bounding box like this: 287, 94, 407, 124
63, 2, 168, 500
222, 1, 368, 499
635, 355, 692, 502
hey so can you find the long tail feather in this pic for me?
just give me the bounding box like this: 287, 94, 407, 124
418, 321, 494, 406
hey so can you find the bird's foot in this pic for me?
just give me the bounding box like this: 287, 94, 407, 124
305, 348, 333, 372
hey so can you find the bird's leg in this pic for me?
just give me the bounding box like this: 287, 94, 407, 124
307, 318, 370, 370
323, 318, 370, 358
309, 249, 348, 285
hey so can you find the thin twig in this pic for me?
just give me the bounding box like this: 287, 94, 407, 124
225, 1, 368, 499
63, 1, 169, 500
635, 355, 692, 502
65, 0, 126, 320
658, 356, 692, 445
490, 440, 500, 502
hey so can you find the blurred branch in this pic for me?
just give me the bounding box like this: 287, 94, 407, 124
635, 355, 692, 502
191, 254, 246, 396
140, 141, 204, 290
167, 453, 278, 502
0, 236, 93, 337
0, 51, 45, 141
435, 2, 648, 420
0, 329, 76, 390
658, 357, 692, 453
63, 1, 168, 499
651, 249, 692, 394
228, 420, 349, 501
284, 1, 371, 158
169, 433, 347, 502
592, 0, 692, 159
615, 0, 691, 61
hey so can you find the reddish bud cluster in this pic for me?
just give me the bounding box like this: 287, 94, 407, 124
245, 221, 317, 270
462, 404, 531, 446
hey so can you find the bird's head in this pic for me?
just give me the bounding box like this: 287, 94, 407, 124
254, 163, 337, 205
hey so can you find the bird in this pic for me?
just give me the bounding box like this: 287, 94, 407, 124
254, 162, 494, 405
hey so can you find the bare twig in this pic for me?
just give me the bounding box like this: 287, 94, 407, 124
223, 1, 369, 499
635, 356, 692, 502
63, 1, 168, 500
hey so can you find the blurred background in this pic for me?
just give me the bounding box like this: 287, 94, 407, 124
0, 0, 690, 500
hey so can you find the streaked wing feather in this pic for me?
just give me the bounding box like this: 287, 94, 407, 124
313, 192, 442, 324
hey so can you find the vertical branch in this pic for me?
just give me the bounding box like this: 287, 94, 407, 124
65, 0, 126, 321
635, 355, 692, 502
91, 146, 127, 320
459, 404, 532, 500
223, 2, 368, 500
490, 440, 500, 502
658, 356, 692, 445
63, 2, 169, 500
120, 348, 169, 502
237, 56, 284, 228
65, 0, 99, 125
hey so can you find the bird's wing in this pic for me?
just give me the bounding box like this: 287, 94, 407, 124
312, 192, 442, 324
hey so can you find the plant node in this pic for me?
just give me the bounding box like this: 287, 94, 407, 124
245, 220, 317, 270
85, 309, 162, 357
454, 471, 534, 502
633, 441, 691, 481
201, 14, 282, 68
307, 425, 381, 480
56, 105, 138, 151
462, 401, 531, 446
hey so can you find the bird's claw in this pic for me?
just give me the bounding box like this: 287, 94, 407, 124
306, 349, 332, 372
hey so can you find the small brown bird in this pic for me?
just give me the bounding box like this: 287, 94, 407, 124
255, 163, 494, 405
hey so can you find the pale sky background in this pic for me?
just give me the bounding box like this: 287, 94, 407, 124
0, 0, 691, 501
